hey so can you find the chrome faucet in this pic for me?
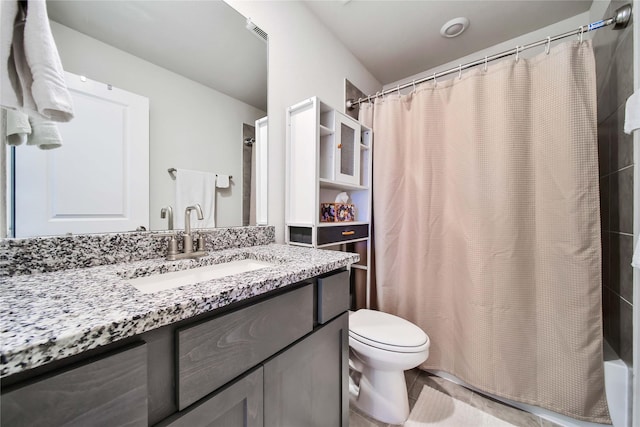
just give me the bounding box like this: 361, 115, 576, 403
154, 203, 207, 261
183, 204, 204, 254
160, 206, 174, 230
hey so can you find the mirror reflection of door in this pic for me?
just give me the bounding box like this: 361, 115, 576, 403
7, 72, 149, 238
242, 123, 256, 226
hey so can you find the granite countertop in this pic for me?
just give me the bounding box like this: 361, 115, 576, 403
0, 244, 358, 378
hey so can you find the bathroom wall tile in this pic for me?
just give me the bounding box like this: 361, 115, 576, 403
469, 392, 541, 427
594, 43, 616, 124
608, 232, 621, 295
603, 286, 621, 355
619, 298, 633, 366
612, 26, 634, 113
609, 166, 634, 234
611, 105, 634, 171
345, 79, 367, 121
596, 70, 615, 125
617, 233, 634, 303
601, 231, 610, 289
599, 176, 610, 232
597, 121, 610, 177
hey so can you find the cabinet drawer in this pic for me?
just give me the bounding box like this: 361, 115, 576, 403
1, 343, 147, 427
317, 270, 350, 324
158, 367, 263, 427
177, 284, 313, 410
317, 224, 368, 245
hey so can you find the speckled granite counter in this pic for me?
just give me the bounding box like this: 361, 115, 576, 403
0, 244, 358, 378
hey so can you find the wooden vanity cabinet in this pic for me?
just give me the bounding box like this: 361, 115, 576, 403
176, 284, 313, 410
0, 269, 350, 427
156, 367, 264, 427
1, 343, 148, 427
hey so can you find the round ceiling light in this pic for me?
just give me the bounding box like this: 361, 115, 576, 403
440, 17, 469, 38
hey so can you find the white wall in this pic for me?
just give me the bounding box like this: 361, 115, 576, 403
383, 12, 590, 91
50, 21, 266, 230
225, 1, 381, 242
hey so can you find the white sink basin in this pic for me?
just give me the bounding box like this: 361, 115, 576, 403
128, 259, 275, 294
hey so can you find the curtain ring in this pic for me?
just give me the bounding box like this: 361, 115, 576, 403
397, 84, 401, 97
515, 45, 520, 63
412, 80, 416, 93
578, 26, 584, 43
545, 36, 551, 54
458, 64, 462, 79
484, 56, 488, 72
367, 95, 372, 104
432, 73, 437, 87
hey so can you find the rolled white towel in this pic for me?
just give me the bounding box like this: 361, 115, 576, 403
632, 242, 640, 269
624, 91, 640, 134
5, 109, 31, 146
216, 174, 230, 188
22, 0, 74, 122
27, 116, 63, 150
2, 0, 74, 122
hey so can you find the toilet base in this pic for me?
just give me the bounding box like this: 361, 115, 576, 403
350, 365, 410, 424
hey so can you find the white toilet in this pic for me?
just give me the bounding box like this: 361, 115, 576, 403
348, 309, 430, 424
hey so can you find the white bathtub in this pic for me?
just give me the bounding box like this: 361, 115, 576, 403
430, 341, 631, 427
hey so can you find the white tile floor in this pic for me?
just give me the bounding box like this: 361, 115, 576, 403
349, 369, 561, 427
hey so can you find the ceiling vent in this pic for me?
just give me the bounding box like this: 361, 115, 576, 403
246, 19, 268, 43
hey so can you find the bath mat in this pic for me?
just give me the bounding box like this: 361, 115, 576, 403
405, 385, 517, 427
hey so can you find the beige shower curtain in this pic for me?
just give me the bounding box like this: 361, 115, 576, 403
360, 40, 609, 423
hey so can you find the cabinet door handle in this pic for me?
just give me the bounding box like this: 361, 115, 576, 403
341, 230, 355, 236
337, 143, 342, 149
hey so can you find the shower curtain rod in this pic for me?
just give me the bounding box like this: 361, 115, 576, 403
346, 3, 632, 110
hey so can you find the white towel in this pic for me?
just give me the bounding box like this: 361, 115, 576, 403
624, 91, 640, 134
5, 108, 31, 146
632, 242, 640, 269
27, 116, 63, 150
1, 0, 21, 111
1, 0, 74, 122
216, 174, 230, 189
175, 169, 216, 228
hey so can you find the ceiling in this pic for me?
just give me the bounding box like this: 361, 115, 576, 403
304, 0, 593, 85
46, 0, 268, 111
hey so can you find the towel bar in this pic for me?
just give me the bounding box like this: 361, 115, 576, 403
167, 168, 232, 180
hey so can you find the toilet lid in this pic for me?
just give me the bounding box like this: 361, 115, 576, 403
349, 309, 428, 349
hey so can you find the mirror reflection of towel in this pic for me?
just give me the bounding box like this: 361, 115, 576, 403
1, 0, 74, 121
5, 109, 31, 145
175, 169, 216, 228
27, 116, 63, 150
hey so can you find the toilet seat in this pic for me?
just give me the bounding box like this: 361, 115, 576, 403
349, 309, 429, 353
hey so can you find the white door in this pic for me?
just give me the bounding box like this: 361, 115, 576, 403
14, 72, 149, 237
255, 116, 268, 225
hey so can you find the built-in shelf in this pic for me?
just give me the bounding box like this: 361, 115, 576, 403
316, 221, 368, 227
318, 178, 367, 191
286, 96, 372, 309
320, 125, 334, 136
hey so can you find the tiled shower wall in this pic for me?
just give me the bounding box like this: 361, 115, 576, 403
595, 1, 634, 366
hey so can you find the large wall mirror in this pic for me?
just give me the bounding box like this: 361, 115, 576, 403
2, 0, 268, 238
